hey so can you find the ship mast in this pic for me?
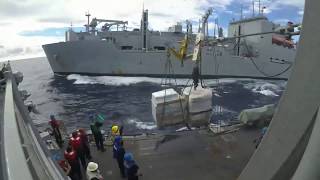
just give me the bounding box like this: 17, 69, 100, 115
85, 12, 91, 32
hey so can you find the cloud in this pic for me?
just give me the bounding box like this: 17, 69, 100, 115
0, 0, 47, 17
19, 27, 73, 37
38, 17, 85, 24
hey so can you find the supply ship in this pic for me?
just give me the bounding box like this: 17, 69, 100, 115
43, 7, 300, 80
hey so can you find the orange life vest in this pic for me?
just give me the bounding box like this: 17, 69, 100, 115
70, 136, 82, 150
64, 150, 77, 164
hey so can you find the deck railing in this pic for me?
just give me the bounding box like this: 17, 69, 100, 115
1, 64, 66, 180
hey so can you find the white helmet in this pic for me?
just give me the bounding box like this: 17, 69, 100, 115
87, 162, 98, 172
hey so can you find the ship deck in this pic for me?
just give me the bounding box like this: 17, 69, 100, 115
89, 128, 259, 180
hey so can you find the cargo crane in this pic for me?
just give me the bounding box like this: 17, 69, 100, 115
88, 17, 128, 32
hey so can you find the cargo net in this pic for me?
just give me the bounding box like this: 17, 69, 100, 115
159, 51, 191, 129
156, 52, 213, 130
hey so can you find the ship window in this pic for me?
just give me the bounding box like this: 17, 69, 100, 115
154, 46, 166, 51
121, 46, 133, 50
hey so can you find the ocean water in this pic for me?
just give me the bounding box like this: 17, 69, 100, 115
11, 57, 286, 133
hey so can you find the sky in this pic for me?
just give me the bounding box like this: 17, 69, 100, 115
0, 0, 305, 61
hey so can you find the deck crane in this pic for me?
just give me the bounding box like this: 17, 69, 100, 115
165, 8, 212, 88
89, 18, 128, 32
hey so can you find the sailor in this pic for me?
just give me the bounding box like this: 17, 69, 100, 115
86, 162, 104, 180
78, 128, 92, 160
111, 125, 120, 143
113, 136, 122, 159
70, 131, 86, 168
90, 120, 105, 152
64, 146, 82, 180
124, 153, 141, 180
115, 139, 126, 178
49, 115, 63, 147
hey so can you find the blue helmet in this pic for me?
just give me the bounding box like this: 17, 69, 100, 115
124, 153, 133, 162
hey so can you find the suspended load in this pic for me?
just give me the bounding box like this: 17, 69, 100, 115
238, 104, 275, 127
183, 86, 212, 126
151, 89, 186, 128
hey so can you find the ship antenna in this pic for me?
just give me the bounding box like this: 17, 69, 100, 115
85, 11, 91, 32
240, 5, 243, 20
258, 0, 261, 15
252, 1, 255, 17
70, 22, 73, 31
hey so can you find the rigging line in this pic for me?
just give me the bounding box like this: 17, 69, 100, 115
212, 46, 223, 130
166, 53, 191, 128
160, 52, 172, 124
243, 40, 293, 78
199, 48, 207, 88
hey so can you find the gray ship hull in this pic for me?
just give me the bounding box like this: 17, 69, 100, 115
43, 40, 295, 80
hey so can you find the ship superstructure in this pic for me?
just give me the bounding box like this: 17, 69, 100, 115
43, 8, 299, 80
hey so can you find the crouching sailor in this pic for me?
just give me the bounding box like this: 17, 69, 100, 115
49, 115, 64, 147
86, 162, 104, 180
64, 146, 82, 180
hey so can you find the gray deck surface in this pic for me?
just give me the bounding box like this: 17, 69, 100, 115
90, 129, 259, 180
0, 89, 4, 179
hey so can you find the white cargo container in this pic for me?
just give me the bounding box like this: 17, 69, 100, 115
184, 87, 212, 126
151, 89, 186, 128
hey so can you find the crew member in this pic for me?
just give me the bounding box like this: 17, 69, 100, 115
78, 128, 92, 160
70, 131, 86, 168
124, 153, 141, 180
86, 162, 104, 180
90, 121, 105, 152
115, 139, 126, 178
113, 136, 122, 159
64, 146, 82, 180
111, 125, 120, 143
49, 115, 63, 147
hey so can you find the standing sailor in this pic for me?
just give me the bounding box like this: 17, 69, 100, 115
70, 131, 86, 168
49, 115, 63, 147
90, 120, 105, 152
111, 125, 120, 143
78, 128, 92, 160
115, 139, 126, 178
